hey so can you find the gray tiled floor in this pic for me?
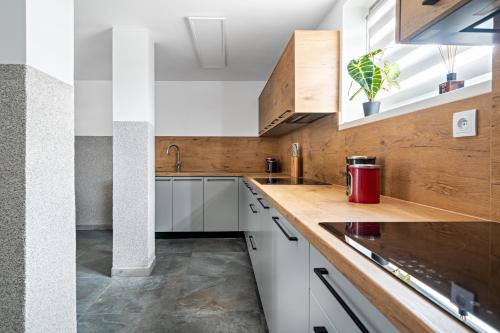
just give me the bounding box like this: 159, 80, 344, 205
77, 231, 268, 333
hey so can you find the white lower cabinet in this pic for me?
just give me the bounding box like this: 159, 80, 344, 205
172, 177, 204, 231
239, 178, 250, 232
309, 291, 337, 333
271, 211, 309, 333
309, 245, 399, 333
155, 177, 173, 232
203, 177, 238, 231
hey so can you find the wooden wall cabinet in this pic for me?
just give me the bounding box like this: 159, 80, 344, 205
258, 30, 340, 137
396, 0, 469, 43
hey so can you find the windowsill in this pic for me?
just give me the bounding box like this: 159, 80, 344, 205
338, 80, 492, 131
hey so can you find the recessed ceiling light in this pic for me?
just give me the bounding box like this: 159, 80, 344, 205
187, 17, 226, 69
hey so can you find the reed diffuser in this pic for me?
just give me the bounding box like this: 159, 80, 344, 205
438, 45, 464, 94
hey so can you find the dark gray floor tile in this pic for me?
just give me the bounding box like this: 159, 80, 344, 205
152, 253, 191, 277
175, 274, 260, 315
188, 252, 252, 277
134, 310, 267, 333
192, 238, 246, 253
155, 239, 196, 255
77, 277, 112, 315
77, 249, 113, 278
78, 313, 142, 333
77, 230, 113, 241
85, 276, 181, 315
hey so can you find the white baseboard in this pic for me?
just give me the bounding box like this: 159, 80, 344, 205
111, 257, 156, 277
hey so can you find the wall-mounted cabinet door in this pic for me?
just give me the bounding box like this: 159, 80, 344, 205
172, 177, 204, 232
204, 177, 238, 231
155, 177, 173, 232
271, 212, 309, 333
397, 0, 468, 42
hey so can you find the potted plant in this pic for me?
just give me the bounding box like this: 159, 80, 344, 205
347, 49, 400, 117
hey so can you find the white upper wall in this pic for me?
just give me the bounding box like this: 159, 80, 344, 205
75, 81, 113, 136
0, 0, 74, 85
0, 0, 26, 64
26, 0, 74, 85
112, 27, 155, 123
75, 80, 265, 136
155, 81, 264, 136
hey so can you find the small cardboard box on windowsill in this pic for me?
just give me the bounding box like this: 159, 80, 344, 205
439, 72, 464, 94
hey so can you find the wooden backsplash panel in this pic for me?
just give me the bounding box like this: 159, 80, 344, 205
156, 137, 279, 173
492, 46, 500, 221
278, 95, 492, 219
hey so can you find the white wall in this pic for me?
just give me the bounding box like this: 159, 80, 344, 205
317, 0, 345, 30
0, 0, 74, 85
155, 81, 264, 136
0, 0, 26, 64
112, 28, 155, 123
26, 0, 74, 85
75, 80, 265, 136
75, 81, 113, 136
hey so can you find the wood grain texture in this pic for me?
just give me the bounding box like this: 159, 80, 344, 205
246, 178, 482, 333
155, 137, 279, 173
259, 31, 340, 136
492, 45, 500, 221
398, 0, 468, 42
278, 94, 493, 219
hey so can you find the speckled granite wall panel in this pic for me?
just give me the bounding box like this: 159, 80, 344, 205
0, 64, 27, 332
112, 121, 155, 276
75, 136, 113, 229
0, 64, 76, 332
24, 66, 76, 332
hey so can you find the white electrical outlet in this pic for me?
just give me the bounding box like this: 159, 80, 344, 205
453, 109, 477, 138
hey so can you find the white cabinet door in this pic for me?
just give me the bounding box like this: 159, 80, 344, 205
203, 177, 238, 231
310, 291, 337, 333
172, 177, 204, 232
271, 212, 309, 333
255, 197, 273, 329
239, 178, 250, 232
310, 246, 399, 333
155, 177, 173, 232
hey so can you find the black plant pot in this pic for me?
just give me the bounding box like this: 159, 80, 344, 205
362, 101, 381, 117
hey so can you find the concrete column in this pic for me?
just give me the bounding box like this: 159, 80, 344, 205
0, 0, 76, 332
112, 27, 156, 276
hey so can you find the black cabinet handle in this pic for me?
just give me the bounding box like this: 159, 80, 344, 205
422, 0, 439, 5
174, 178, 202, 182
313, 268, 369, 333
257, 198, 270, 209
206, 178, 235, 182
272, 216, 297, 241
250, 189, 258, 195
313, 328, 328, 333
249, 204, 258, 214
249, 235, 257, 250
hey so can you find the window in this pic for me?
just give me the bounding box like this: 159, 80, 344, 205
340, 0, 493, 125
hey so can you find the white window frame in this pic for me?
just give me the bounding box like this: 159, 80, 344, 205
338, 0, 493, 130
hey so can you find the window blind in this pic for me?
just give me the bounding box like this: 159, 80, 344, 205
366, 0, 493, 112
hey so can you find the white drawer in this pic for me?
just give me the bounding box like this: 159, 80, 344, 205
310, 290, 338, 333
310, 246, 399, 333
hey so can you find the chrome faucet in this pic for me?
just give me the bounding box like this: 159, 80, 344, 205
166, 144, 182, 172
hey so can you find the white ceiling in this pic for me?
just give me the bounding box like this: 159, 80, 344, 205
75, 0, 337, 81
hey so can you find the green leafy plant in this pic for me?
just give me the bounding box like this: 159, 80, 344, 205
348, 49, 400, 102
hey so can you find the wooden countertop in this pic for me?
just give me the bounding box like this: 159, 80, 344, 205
244, 178, 484, 333
156, 171, 278, 177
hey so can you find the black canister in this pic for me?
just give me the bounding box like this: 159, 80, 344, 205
266, 157, 279, 174
346, 156, 376, 195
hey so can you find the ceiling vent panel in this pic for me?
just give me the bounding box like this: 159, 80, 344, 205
187, 17, 226, 69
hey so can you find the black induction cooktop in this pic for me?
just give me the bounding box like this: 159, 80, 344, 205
254, 177, 330, 185
320, 221, 500, 333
